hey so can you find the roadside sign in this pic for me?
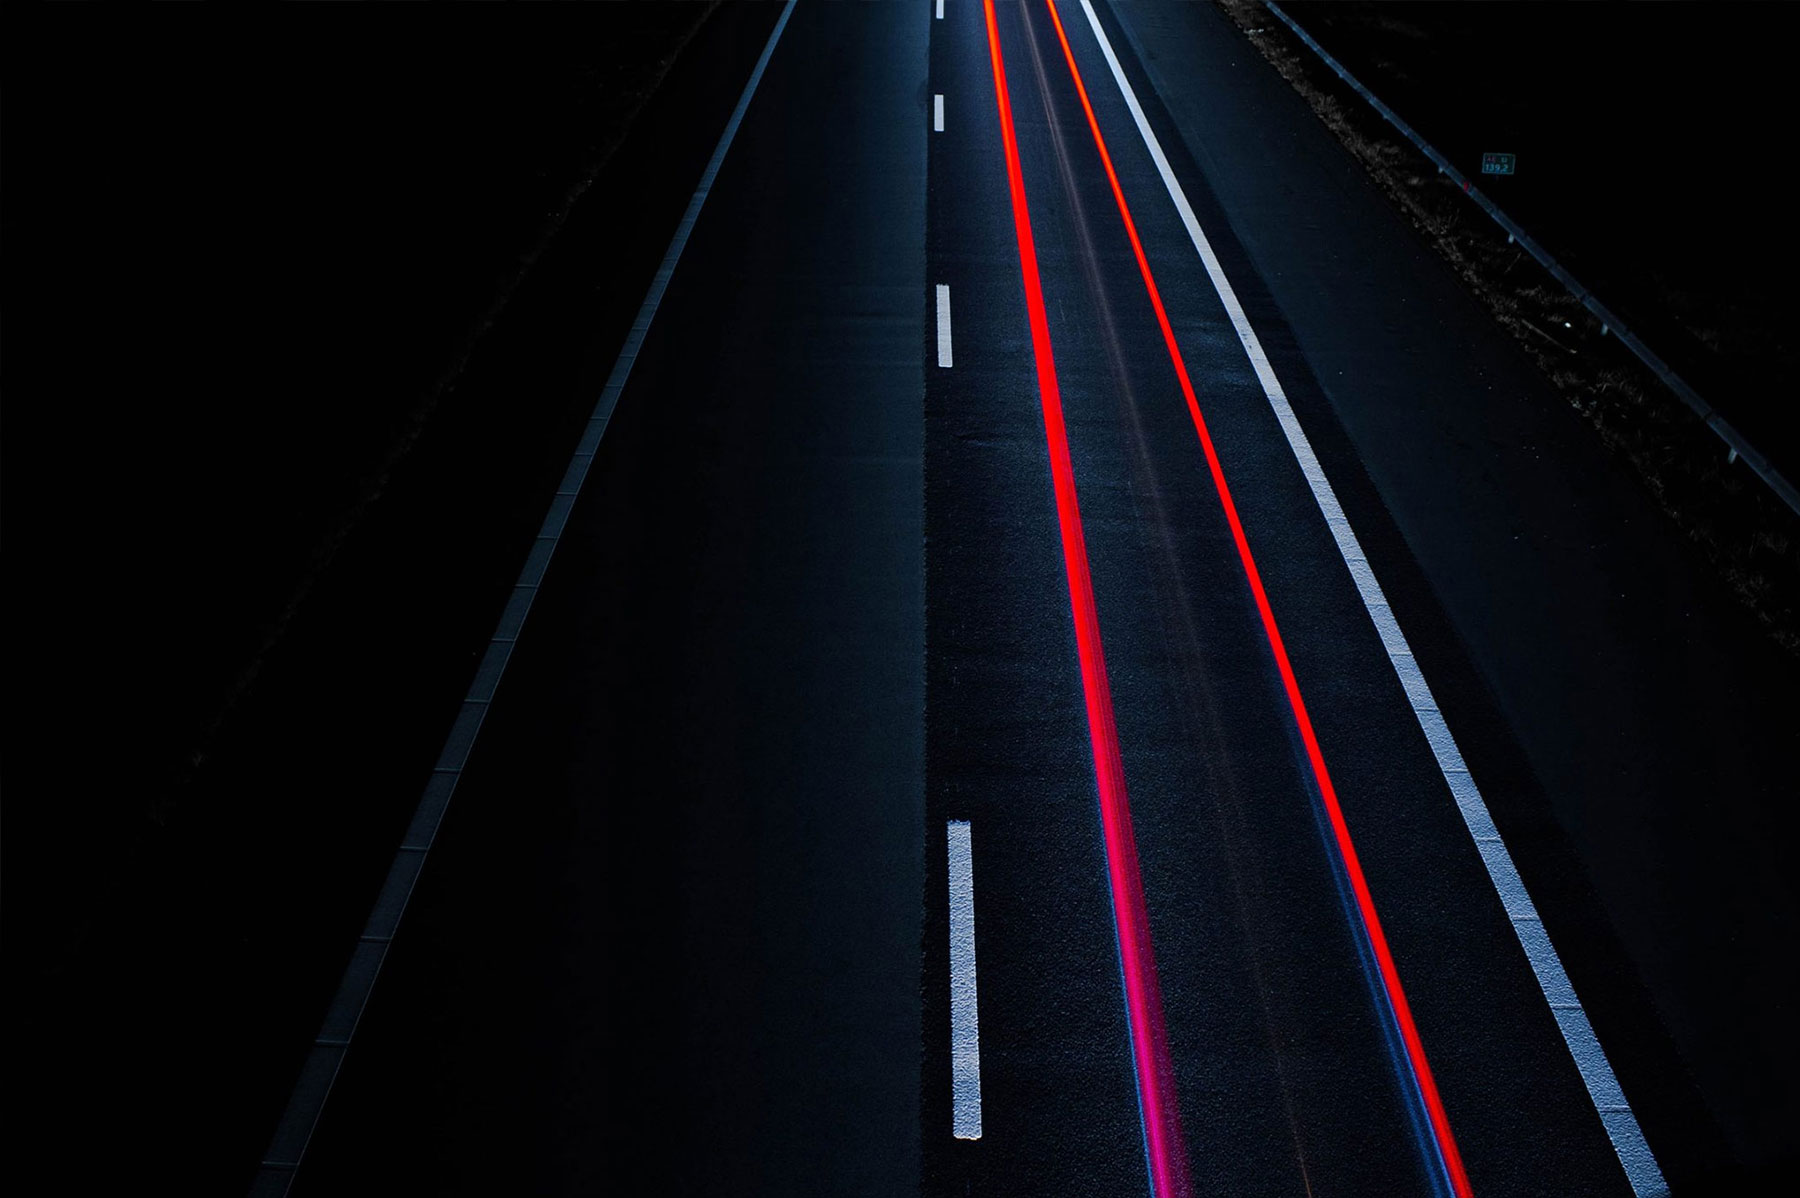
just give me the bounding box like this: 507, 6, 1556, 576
1481, 152, 1516, 176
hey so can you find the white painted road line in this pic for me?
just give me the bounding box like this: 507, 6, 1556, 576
935, 283, 954, 367
1073, 1, 1667, 1193
947, 819, 982, 1139
934, 92, 945, 132
936, 0, 945, 20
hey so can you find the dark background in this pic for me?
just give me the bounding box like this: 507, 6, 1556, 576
2, 2, 783, 1190
2, 2, 713, 981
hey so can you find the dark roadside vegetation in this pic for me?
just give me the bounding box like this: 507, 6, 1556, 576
1219, 0, 1800, 653
2, 2, 782, 1190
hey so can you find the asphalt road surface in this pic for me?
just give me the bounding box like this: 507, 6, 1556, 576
261, 2, 1797, 1194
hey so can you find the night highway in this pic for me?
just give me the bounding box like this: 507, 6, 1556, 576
6, 3, 1796, 1196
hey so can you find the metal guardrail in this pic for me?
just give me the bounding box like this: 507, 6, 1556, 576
1262, 0, 1800, 517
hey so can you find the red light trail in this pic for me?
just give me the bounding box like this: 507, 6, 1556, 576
1040, 0, 1475, 1192
980, 2, 1191, 1196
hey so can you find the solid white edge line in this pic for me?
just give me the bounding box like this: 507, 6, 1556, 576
936, 283, 954, 368
947, 819, 983, 1140
1074, 1, 1667, 1193
244, 4, 803, 1196
934, 92, 946, 132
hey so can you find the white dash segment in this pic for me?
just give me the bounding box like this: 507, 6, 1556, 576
935, 283, 954, 368
935, 0, 945, 19
934, 93, 945, 132
1073, 2, 1667, 1193
947, 819, 982, 1139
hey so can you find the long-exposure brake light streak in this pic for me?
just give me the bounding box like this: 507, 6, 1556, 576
1041, 1, 1474, 1194
980, 3, 1190, 1196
